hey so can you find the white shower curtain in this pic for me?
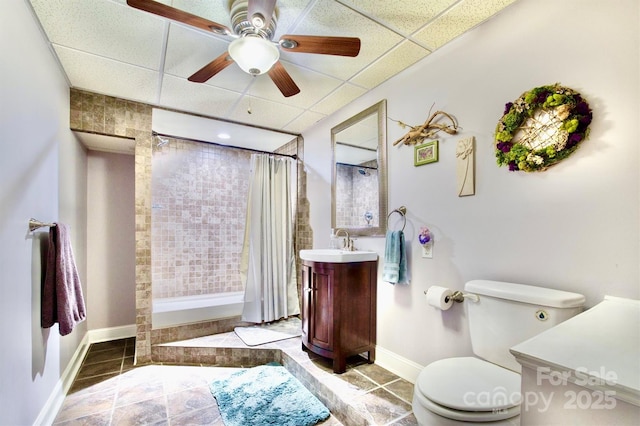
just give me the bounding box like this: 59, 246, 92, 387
240, 154, 299, 323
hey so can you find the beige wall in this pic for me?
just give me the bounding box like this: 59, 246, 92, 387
87, 151, 136, 330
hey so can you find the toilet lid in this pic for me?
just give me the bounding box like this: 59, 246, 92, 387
417, 357, 521, 412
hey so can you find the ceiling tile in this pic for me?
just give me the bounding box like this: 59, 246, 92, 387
54, 46, 159, 104
202, 66, 255, 94
30, 0, 166, 69
169, 0, 230, 26
160, 74, 241, 118
247, 62, 343, 109
351, 40, 430, 89
282, 0, 404, 80
227, 96, 305, 130
283, 110, 327, 135
163, 24, 257, 93
310, 83, 367, 115
272, 0, 314, 40
163, 24, 229, 79
341, 0, 457, 35
414, 0, 517, 49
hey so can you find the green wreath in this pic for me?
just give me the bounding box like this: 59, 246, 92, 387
494, 84, 592, 172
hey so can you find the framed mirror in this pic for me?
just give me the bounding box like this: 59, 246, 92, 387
331, 100, 387, 236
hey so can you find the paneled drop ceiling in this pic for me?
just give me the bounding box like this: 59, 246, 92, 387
29, 0, 517, 135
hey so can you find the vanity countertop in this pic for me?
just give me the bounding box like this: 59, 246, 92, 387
299, 249, 378, 263
510, 295, 640, 405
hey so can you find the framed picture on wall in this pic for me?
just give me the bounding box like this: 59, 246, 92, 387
414, 140, 439, 166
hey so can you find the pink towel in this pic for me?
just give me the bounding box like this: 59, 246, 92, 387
41, 223, 86, 336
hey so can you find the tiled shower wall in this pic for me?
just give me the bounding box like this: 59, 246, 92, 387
151, 138, 251, 299
335, 161, 379, 228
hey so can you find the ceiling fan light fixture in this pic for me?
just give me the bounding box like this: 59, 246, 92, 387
228, 36, 279, 76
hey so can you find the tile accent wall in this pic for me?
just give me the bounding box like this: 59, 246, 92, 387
288, 137, 312, 309
70, 89, 311, 364
70, 90, 150, 137
151, 138, 251, 298
70, 89, 154, 364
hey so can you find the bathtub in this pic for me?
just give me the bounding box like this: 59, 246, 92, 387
152, 292, 244, 328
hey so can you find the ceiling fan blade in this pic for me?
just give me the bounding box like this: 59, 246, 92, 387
247, 0, 277, 30
268, 62, 300, 97
126, 0, 230, 34
188, 52, 234, 83
279, 35, 361, 57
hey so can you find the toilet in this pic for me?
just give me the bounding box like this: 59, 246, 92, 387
412, 280, 585, 425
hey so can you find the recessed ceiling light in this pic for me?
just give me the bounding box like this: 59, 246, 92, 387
218, 133, 231, 139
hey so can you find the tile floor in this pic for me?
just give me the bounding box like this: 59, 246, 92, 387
54, 333, 419, 425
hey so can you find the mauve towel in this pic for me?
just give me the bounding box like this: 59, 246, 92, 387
41, 223, 86, 336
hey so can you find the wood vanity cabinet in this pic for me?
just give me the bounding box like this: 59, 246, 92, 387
301, 259, 377, 373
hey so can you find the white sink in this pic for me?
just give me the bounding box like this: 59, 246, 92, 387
299, 249, 378, 263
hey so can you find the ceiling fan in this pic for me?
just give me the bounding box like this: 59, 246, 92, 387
127, 0, 362, 97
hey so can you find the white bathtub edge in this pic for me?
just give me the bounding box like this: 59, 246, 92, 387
152, 292, 244, 328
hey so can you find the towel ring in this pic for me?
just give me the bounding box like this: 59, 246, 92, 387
387, 206, 407, 231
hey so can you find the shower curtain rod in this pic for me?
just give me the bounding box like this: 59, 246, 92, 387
152, 131, 297, 159
337, 162, 378, 170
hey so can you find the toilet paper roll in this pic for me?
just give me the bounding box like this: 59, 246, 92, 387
426, 286, 454, 310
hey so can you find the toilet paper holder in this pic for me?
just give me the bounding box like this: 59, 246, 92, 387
423, 290, 479, 303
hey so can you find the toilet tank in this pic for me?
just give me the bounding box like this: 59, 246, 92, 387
465, 280, 585, 372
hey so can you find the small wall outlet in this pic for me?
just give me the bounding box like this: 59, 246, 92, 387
421, 241, 433, 258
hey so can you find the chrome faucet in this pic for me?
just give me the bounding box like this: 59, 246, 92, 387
335, 228, 354, 251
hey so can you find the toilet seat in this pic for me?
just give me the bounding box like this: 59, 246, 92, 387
415, 357, 521, 422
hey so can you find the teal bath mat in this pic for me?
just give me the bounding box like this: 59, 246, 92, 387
210, 363, 330, 426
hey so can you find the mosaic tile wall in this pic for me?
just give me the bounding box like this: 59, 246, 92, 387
335, 160, 379, 228
70, 90, 150, 138
70, 89, 154, 364
151, 138, 251, 298
289, 137, 312, 308
70, 89, 311, 362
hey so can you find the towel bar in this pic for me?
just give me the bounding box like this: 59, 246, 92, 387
29, 218, 56, 232
387, 206, 407, 231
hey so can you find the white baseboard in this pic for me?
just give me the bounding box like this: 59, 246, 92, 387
34, 333, 90, 426
34, 324, 136, 425
87, 324, 136, 343
375, 345, 424, 384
